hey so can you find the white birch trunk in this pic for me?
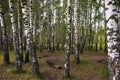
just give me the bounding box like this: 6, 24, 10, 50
9, 0, 22, 70
21, 0, 30, 62
105, 0, 120, 80
64, 0, 72, 78
74, 0, 79, 63
28, 0, 40, 74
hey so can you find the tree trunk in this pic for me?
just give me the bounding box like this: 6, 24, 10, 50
105, 0, 120, 80
47, 0, 51, 52
33, 0, 39, 51
56, 0, 60, 51
0, 1, 10, 64
28, 0, 40, 74
9, 0, 22, 70
74, 0, 79, 63
99, 21, 103, 50
39, 25, 43, 52
89, 1, 92, 51
94, 7, 98, 51
39, 0, 44, 52
64, 0, 72, 78
9, 29, 13, 50
85, 0, 91, 51
33, 14, 37, 51
51, 0, 55, 52
18, 0, 23, 62
20, 0, 29, 63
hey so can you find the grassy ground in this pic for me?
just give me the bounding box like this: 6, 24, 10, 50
0, 50, 108, 80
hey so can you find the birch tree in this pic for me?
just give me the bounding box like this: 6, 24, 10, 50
21, 0, 30, 62
21, 0, 39, 73
0, 0, 10, 64
105, 0, 120, 80
32, 0, 38, 50
56, 0, 60, 51
27, 0, 40, 74
47, 0, 52, 52
64, 0, 72, 78
51, 0, 55, 52
18, 0, 23, 62
74, 0, 79, 63
8, 0, 22, 70
85, 0, 91, 50
39, 0, 44, 52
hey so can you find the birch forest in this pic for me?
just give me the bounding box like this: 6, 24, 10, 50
0, 0, 120, 80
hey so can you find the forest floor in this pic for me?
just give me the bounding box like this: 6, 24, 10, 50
0, 50, 108, 80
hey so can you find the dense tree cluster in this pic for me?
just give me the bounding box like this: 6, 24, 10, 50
0, 0, 120, 79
